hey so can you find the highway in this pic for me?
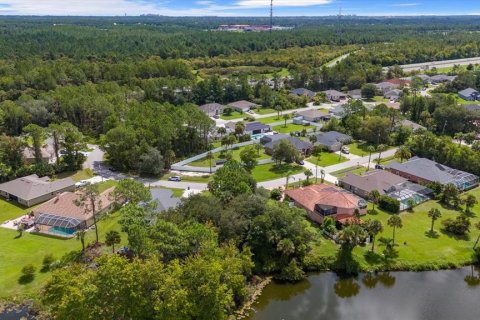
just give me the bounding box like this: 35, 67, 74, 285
384, 56, 480, 72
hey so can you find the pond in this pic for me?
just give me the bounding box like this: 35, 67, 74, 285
249, 267, 480, 320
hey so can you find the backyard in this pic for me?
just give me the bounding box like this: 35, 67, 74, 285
311, 186, 480, 271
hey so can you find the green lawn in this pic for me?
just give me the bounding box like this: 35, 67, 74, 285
331, 165, 369, 178
306, 152, 348, 167
348, 141, 395, 157
258, 115, 284, 124
161, 173, 211, 183
0, 199, 32, 223
311, 186, 480, 271
255, 108, 277, 115
56, 168, 94, 182
251, 163, 304, 182
220, 111, 244, 120
188, 145, 270, 168
273, 123, 314, 134
0, 211, 127, 299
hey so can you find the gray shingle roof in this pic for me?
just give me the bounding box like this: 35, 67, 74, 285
0, 175, 75, 201
297, 109, 329, 119
245, 122, 271, 132
290, 88, 316, 98
315, 131, 352, 147
459, 88, 479, 97
340, 170, 407, 195
264, 136, 313, 152
228, 100, 258, 110
199, 103, 225, 113
464, 104, 480, 112
150, 189, 181, 212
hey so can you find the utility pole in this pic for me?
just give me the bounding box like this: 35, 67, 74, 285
336, 6, 343, 37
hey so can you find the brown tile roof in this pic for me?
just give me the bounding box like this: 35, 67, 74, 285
0, 174, 75, 201
32, 187, 116, 221
285, 184, 362, 212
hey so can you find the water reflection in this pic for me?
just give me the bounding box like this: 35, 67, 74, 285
250, 268, 480, 320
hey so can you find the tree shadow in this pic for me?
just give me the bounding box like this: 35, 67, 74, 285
364, 251, 383, 265
14, 233, 23, 239
463, 211, 477, 218
18, 274, 34, 285
439, 228, 470, 241
367, 209, 378, 216
425, 230, 440, 239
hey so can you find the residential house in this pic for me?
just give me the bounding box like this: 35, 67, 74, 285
324, 90, 347, 102
348, 89, 362, 100
285, 184, 367, 224
387, 78, 410, 87
150, 188, 181, 212
387, 157, 479, 191
458, 88, 480, 101
228, 100, 258, 113
23, 146, 55, 164
329, 105, 346, 118
32, 187, 116, 238
226, 121, 271, 136
297, 109, 330, 122
375, 82, 397, 94
315, 131, 352, 152
290, 88, 316, 100
262, 134, 313, 156
397, 119, 426, 132
384, 89, 403, 101
429, 74, 456, 85
198, 103, 226, 117
0, 174, 75, 207
339, 169, 433, 211
464, 104, 480, 112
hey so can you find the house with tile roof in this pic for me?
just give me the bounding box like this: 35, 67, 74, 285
285, 184, 367, 224
0, 175, 75, 207
32, 187, 116, 237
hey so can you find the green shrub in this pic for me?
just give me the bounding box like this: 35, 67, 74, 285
379, 195, 400, 213
442, 215, 471, 235
22, 264, 36, 276
270, 188, 282, 200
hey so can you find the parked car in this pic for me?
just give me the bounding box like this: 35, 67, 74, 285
109, 167, 118, 172
341, 146, 350, 154
213, 115, 219, 119
168, 176, 182, 182
75, 180, 91, 188
375, 164, 385, 170
297, 160, 305, 165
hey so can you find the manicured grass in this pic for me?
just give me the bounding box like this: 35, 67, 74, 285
188, 145, 270, 168
161, 173, 211, 183
220, 111, 244, 120
311, 187, 480, 271
348, 141, 395, 157
257, 115, 283, 124
0, 211, 127, 299
255, 108, 277, 115
251, 163, 304, 182
96, 180, 118, 192
56, 168, 94, 182
272, 123, 314, 134
0, 199, 32, 223
331, 165, 369, 178
154, 187, 184, 198
306, 152, 348, 167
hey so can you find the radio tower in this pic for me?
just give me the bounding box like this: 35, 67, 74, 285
270, 0, 273, 32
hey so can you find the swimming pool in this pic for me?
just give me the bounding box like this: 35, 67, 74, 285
48, 226, 76, 237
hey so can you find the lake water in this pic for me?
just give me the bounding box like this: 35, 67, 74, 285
249, 267, 480, 320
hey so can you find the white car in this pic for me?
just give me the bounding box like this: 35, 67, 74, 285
341, 147, 350, 154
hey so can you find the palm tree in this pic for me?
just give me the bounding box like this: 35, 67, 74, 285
473, 222, 480, 250
428, 208, 442, 233
454, 132, 465, 146
75, 184, 101, 243
235, 122, 245, 137
309, 135, 317, 144
387, 215, 403, 245
254, 143, 263, 156
283, 114, 290, 128
217, 126, 226, 138
275, 105, 282, 120
368, 190, 381, 211
365, 219, 384, 252
105, 230, 121, 253
366, 145, 375, 171
376, 144, 388, 164
304, 169, 313, 183
394, 146, 412, 163
77, 228, 86, 252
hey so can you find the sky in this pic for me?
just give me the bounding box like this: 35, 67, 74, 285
0, 0, 479, 16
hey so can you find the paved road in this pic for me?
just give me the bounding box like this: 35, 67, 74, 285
325, 52, 352, 68
83, 144, 105, 170
385, 56, 480, 72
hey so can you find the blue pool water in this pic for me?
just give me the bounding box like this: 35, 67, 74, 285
48, 226, 75, 237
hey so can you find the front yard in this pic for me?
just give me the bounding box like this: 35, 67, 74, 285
348, 141, 395, 157
251, 163, 304, 182
272, 123, 315, 134
220, 111, 245, 120
188, 145, 270, 168
306, 152, 348, 167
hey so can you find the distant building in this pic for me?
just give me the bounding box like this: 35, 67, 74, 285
150, 189, 181, 213
375, 82, 397, 94
396, 119, 426, 132
387, 157, 479, 191
198, 103, 226, 117
23, 146, 55, 164
228, 100, 258, 113
458, 88, 480, 101
348, 89, 362, 100
464, 104, 480, 112
429, 74, 456, 85
290, 88, 316, 100
0, 174, 75, 207
384, 89, 403, 101
225, 121, 271, 136
285, 184, 367, 224
314, 131, 352, 152
329, 105, 346, 118
261, 134, 313, 156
